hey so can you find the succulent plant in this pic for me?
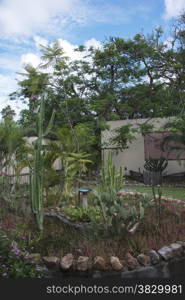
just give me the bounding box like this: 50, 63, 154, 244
144, 157, 168, 172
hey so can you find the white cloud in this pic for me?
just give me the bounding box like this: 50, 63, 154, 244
0, 0, 148, 39
84, 38, 102, 50
0, 74, 27, 120
57, 38, 101, 61
164, 0, 185, 19
0, 74, 18, 97
33, 36, 48, 49
0, 0, 86, 37
21, 53, 41, 68
57, 39, 80, 61
0, 56, 20, 73
164, 36, 174, 49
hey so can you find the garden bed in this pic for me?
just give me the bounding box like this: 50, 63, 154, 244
1, 154, 185, 278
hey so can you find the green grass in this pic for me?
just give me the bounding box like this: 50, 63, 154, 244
124, 185, 185, 200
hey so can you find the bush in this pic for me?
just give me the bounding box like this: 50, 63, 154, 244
0, 231, 45, 278
64, 206, 102, 223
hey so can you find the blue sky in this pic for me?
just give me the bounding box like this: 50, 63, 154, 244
0, 0, 185, 118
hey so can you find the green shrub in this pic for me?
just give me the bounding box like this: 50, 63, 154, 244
64, 206, 102, 223
0, 231, 45, 278
93, 152, 147, 234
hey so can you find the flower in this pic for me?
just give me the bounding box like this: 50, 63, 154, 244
2, 273, 8, 277
12, 248, 21, 255
30, 260, 35, 264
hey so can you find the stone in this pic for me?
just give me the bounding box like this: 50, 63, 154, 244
125, 253, 139, 270
110, 256, 123, 271
148, 250, 160, 265
169, 243, 183, 257
76, 256, 90, 271
42, 256, 59, 269
137, 254, 150, 266
176, 241, 185, 250
60, 253, 74, 271
158, 246, 173, 261
55, 207, 61, 212
93, 256, 107, 271
28, 253, 42, 264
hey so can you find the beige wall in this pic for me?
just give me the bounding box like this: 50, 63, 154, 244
102, 117, 185, 175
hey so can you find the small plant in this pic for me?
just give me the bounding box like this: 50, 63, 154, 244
63, 152, 92, 201
93, 152, 124, 227
93, 152, 146, 235
64, 206, 102, 223
143, 157, 168, 185
152, 185, 163, 227
0, 231, 44, 278
144, 157, 168, 172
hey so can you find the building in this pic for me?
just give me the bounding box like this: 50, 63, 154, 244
101, 117, 185, 176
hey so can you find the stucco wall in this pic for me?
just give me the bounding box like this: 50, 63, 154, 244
102, 117, 185, 175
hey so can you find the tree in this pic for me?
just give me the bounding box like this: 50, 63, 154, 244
1, 105, 15, 122
0, 120, 26, 174
11, 21, 185, 167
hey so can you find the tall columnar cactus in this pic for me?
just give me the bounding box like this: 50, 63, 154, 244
29, 95, 55, 231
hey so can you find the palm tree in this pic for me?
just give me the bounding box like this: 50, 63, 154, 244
0, 120, 26, 175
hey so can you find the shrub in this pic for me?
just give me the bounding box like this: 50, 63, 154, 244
64, 206, 102, 223
0, 231, 45, 278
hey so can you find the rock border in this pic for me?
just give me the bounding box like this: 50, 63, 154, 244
40, 241, 185, 278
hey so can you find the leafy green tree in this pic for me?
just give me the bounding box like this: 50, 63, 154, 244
0, 121, 26, 173
11, 19, 185, 167
1, 105, 15, 122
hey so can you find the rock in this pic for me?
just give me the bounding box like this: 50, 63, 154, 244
169, 243, 183, 257
137, 254, 150, 266
158, 246, 173, 261
55, 207, 61, 212
60, 253, 74, 271
148, 250, 160, 265
125, 253, 139, 270
110, 256, 123, 271
77, 256, 90, 271
42, 256, 59, 269
28, 253, 42, 264
176, 241, 185, 250
93, 256, 107, 271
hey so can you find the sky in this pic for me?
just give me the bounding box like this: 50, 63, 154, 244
0, 0, 185, 119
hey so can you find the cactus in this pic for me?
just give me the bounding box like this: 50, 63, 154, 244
29, 94, 55, 231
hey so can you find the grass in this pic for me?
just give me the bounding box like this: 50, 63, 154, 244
124, 185, 185, 200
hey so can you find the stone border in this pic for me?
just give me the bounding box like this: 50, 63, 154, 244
41, 192, 185, 278
39, 241, 185, 278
